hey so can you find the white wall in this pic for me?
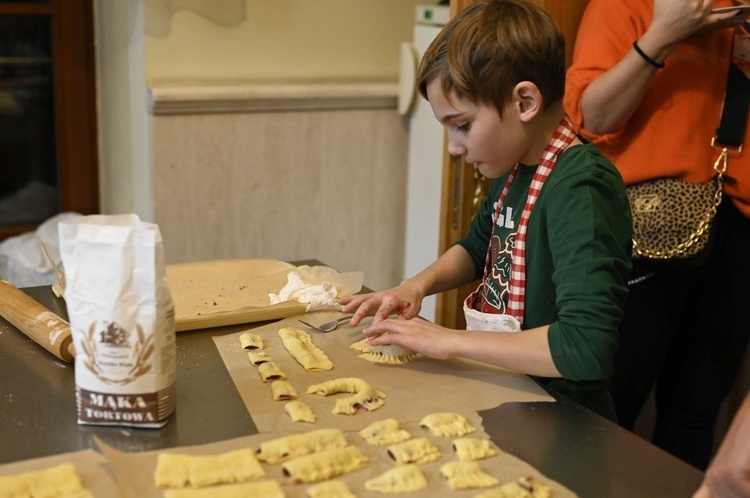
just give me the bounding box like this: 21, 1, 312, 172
144, 0, 427, 82
96, 0, 431, 219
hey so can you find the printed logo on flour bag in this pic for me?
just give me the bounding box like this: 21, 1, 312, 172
79, 321, 152, 385
59, 214, 176, 429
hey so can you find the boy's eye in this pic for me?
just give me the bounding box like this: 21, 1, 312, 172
456, 123, 470, 132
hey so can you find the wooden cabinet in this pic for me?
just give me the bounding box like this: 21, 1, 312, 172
0, 0, 98, 241
436, 0, 590, 329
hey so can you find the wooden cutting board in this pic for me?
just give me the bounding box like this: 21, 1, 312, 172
165, 259, 307, 332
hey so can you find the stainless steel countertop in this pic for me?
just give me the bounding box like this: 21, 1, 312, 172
0, 285, 704, 497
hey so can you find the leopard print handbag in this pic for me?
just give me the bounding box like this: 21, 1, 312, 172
626, 148, 727, 260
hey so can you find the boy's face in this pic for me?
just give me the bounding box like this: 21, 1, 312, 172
426, 78, 527, 179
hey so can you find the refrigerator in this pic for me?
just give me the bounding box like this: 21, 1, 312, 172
398, 4, 450, 322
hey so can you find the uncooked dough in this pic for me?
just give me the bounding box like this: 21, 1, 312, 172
452, 437, 499, 462
255, 428, 347, 464
350, 337, 423, 364
271, 380, 298, 401
364, 464, 428, 494
0, 463, 90, 498
386, 437, 442, 464
154, 448, 264, 489
359, 418, 412, 445
162, 480, 284, 498
278, 327, 333, 371
439, 461, 500, 490
419, 412, 477, 437
281, 446, 369, 484
473, 476, 553, 498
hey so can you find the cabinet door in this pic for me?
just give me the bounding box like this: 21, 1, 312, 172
436, 0, 590, 328
0, 0, 98, 241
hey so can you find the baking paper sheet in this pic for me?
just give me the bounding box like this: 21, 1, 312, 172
98, 414, 578, 498
213, 312, 555, 434
166, 259, 363, 331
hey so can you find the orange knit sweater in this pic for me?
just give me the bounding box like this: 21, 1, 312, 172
564, 0, 750, 217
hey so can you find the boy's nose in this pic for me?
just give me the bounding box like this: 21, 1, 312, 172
447, 140, 465, 158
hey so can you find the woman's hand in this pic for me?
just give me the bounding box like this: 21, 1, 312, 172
339, 280, 424, 327
650, 0, 747, 48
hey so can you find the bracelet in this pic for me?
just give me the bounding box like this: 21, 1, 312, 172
633, 41, 665, 69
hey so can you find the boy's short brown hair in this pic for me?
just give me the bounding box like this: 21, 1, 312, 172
417, 0, 565, 116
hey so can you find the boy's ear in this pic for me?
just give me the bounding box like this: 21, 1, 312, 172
513, 81, 542, 122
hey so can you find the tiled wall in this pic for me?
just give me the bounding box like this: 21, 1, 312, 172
148, 81, 409, 293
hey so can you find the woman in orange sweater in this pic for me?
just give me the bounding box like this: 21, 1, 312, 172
565, 0, 750, 470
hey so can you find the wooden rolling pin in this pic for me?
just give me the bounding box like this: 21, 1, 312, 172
0, 279, 75, 362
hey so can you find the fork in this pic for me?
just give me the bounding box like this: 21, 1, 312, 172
298, 316, 352, 332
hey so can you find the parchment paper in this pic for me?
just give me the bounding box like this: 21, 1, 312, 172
166, 259, 364, 331
98, 414, 578, 498
86, 312, 575, 497
213, 312, 555, 434
0, 449, 119, 497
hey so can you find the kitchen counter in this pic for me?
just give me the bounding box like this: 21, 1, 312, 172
0, 284, 704, 497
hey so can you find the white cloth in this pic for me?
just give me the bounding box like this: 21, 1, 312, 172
268, 271, 342, 311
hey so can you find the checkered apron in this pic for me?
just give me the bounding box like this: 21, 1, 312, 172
463, 115, 577, 329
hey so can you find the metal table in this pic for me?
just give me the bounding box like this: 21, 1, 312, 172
0, 285, 704, 497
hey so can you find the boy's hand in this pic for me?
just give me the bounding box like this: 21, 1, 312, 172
362, 317, 458, 360
339, 281, 424, 327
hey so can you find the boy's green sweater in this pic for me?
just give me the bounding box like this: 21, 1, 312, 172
456, 142, 632, 420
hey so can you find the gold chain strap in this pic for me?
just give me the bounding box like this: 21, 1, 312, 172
632, 147, 728, 259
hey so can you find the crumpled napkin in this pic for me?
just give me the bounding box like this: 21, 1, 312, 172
268, 266, 364, 311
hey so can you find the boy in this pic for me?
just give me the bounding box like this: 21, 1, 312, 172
340, 0, 632, 420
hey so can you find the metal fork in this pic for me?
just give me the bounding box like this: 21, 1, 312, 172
298, 316, 352, 332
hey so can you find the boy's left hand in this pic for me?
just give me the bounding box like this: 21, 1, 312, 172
362, 317, 458, 360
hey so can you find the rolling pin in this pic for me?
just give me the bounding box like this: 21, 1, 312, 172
0, 279, 75, 362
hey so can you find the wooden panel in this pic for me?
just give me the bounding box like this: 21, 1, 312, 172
150, 83, 408, 294
53, 0, 99, 216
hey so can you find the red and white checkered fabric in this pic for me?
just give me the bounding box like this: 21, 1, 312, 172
482, 115, 577, 326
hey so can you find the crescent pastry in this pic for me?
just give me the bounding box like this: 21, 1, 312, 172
364, 464, 428, 494
473, 476, 553, 498
419, 412, 476, 438
386, 437, 442, 464
256, 428, 347, 464
452, 438, 499, 462
306, 377, 373, 395
271, 380, 298, 401
306, 480, 356, 498
439, 461, 499, 490
239, 332, 265, 350
284, 400, 316, 423
332, 387, 386, 415
278, 327, 334, 371
350, 337, 423, 365
247, 350, 271, 366
307, 377, 387, 415
281, 446, 369, 484
163, 480, 284, 498
257, 361, 287, 382
359, 418, 412, 445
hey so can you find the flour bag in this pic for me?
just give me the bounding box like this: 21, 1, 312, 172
59, 214, 176, 428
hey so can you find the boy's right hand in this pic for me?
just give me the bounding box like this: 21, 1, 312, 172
339, 281, 424, 327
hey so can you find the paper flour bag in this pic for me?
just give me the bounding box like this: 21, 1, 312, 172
59, 214, 176, 428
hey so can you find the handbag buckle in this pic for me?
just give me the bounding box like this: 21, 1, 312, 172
711, 136, 742, 155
